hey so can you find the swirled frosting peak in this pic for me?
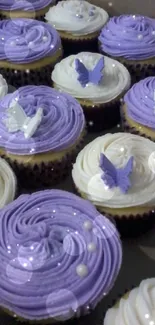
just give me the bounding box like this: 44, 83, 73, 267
99, 15, 155, 60
0, 157, 16, 208
52, 52, 131, 104
45, 0, 109, 36
0, 189, 122, 320
72, 132, 155, 209
0, 19, 61, 64
104, 278, 155, 325
124, 77, 155, 128
0, 86, 85, 155
0, 0, 54, 11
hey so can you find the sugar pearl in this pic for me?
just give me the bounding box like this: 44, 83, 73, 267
87, 242, 96, 252
83, 220, 92, 231
137, 34, 143, 40
76, 264, 88, 277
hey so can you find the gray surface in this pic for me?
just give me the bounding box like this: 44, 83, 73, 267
1, 126, 154, 325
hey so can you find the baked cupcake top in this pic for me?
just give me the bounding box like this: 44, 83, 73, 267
0, 86, 85, 155
52, 52, 131, 104
72, 132, 155, 209
0, 19, 61, 64
124, 77, 155, 129
99, 15, 155, 60
0, 74, 8, 98
0, 0, 54, 11
0, 189, 122, 321
0, 157, 16, 208
104, 278, 155, 325
45, 0, 109, 36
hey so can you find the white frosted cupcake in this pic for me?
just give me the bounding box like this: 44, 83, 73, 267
104, 278, 155, 325
0, 157, 16, 208
52, 52, 131, 131
72, 132, 155, 236
45, 0, 109, 55
0, 74, 8, 98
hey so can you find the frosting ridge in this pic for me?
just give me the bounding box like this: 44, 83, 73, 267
72, 132, 155, 208
0, 0, 54, 11
99, 15, 155, 60
45, 0, 109, 36
0, 19, 61, 63
0, 86, 85, 155
52, 52, 131, 104
0, 189, 122, 320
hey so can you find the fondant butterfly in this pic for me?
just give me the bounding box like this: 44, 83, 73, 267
99, 153, 134, 194
75, 57, 104, 88
5, 100, 43, 139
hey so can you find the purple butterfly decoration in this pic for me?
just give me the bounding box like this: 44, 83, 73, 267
75, 57, 104, 88
99, 153, 134, 194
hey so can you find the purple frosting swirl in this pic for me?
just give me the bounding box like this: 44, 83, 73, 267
0, 189, 122, 321
0, 19, 61, 63
0, 86, 85, 155
124, 77, 155, 128
0, 0, 54, 11
99, 15, 155, 60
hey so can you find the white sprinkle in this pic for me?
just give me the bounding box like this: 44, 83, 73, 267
132, 15, 136, 19
42, 36, 48, 42
73, 212, 77, 215
53, 210, 56, 213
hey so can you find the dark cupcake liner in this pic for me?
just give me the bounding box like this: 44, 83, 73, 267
98, 208, 155, 238
74, 186, 155, 238
121, 109, 154, 141
0, 13, 45, 21
82, 98, 121, 132
62, 36, 98, 58
0, 57, 62, 88
0, 132, 86, 189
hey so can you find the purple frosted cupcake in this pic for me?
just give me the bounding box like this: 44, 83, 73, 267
0, 0, 55, 20
0, 86, 85, 188
99, 15, 155, 83
122, 77, 155, 141
0, 189, 122, 322
0, 19, 62, 88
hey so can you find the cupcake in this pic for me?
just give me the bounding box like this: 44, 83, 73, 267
0, 0, 55, 20
0, 19, 62, 88
72, 132, 155, 237
99, 15, 155, 83
122, 77, 155, 142
0, 189, 122, 322
52, 52, 131, 131
0, 157, 16, 208
0, 73, 8, 98
104, 278, 155, 325
0, 85, 85, 188
45, 0, 109, 56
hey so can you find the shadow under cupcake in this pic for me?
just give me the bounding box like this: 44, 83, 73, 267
99, 15, 155, 84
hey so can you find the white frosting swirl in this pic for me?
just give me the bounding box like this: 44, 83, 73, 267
72, 133, 155, 209
104, 278, 155, 325
45, 0, 109, 36
52, 52, 131, 104
0, 158, 16, 208
0, 74, 8, 99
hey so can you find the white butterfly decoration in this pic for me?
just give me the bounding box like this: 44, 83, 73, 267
4, 99, 43, 139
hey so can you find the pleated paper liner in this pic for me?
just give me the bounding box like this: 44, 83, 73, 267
74, 187, 155, 238
59, 30, 99, 57
121, 104, 155, 142
0, 129, 86, 189
0, 4, 54, 21
0, 48, 63, 88
78, 97, 122, 132
98, 43, 155, 84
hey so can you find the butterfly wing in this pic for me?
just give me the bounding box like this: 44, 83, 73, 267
100, 153, 117, 188
117, 156, 134, 193
89, 57, 104, 85
75, 58, 89, 88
